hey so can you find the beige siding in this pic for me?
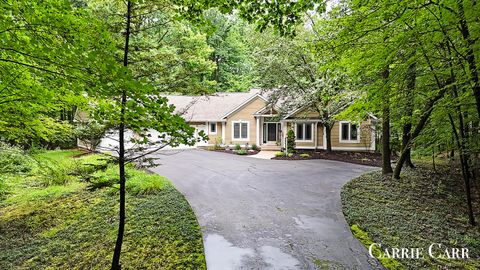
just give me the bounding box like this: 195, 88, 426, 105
331, 120, 372, 149
208, 122, 223, 145
291, 107, 319, 119
317, 124, 324, 147
286, 122, 321, 149
225, 97, 266, 145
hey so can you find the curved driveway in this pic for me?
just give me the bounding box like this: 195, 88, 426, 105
151, 150, 382, 270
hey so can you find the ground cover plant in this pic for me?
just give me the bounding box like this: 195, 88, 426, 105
342, 163, 480, 269
0, 149, 205, 269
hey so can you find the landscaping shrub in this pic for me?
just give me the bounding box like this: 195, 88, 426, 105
0, 142, 34, 174
234, 144, 241, 150
287, 153, 293, 157
275, 152, 285, 157
286, 129, 296, 153
251, 143, 258, 151
75, 121, 107, 152
299, 153, 310, 158
237, 149, 247, 155
40, 118, 76, 149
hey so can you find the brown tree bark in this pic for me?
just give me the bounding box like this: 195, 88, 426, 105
457, 0, 480, 118
402, 61, 416, 168
381, 67, 393, 175
111, 1, 132, 269
325, 123, 333, 152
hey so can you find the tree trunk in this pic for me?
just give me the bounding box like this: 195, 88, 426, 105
111, 1, 132, 269
448, 113, 476, 226
381, 67, 393, 175
457, 0, 480, 118
393, 84, 449, 179
325, 123, 332, 152
402, 61, 416, 168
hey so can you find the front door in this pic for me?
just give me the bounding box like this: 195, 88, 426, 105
267, 123, 277, 142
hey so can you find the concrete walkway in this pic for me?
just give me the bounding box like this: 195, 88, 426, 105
150, 150, 382, 270
248, 150, 278, 159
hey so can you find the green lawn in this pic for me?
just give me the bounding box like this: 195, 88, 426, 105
342, 163, 480, 270
0, 150, 206, 269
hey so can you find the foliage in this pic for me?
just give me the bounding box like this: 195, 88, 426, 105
275, 152, 285, 157
251, 25, 354, 152
342, 164, 480, 269
75, 121, 108, 152
0, 150, 206, 269
203, 9, 256, 92
350, 224, 405, 270
0, 142, 34, 174
299, 153, 310, 158
234, 143, 241, 150
236, 149, 247, 155
286, 129, 296, 154
251, 143, 258, 151
0, 0, 112, 147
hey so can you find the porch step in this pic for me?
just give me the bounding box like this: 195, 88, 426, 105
260, 145, 281, 151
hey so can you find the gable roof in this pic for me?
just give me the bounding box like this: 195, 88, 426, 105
164, 89, 262, 122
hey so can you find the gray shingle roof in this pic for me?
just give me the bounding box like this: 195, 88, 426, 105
164, 89, 262, 122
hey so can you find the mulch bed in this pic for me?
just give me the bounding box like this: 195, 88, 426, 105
272, 150, 383, 167
207, 149, 260, 156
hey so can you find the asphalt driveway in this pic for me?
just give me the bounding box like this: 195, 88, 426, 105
150, 150, 382, 270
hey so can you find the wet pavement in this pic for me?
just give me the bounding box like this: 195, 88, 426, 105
150, 149, 383, 270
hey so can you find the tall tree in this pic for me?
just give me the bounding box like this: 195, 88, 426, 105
252, 26, 354, 151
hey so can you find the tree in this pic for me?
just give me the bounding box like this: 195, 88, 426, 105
203, 9, 256, 92
0, 0, 109, 147
85, 1, 322, 269
251, 25, 354, 152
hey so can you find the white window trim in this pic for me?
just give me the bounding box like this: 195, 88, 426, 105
209, 122, 217, 134
295, 122, 314, 142
232, 121, 249, 141
339, 121, 361, 143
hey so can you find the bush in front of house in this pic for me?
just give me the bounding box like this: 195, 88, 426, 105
299, 153, 310, 158
286, 129, 296, 153
237, 149, 247, 155
275, 152, 285, 157
251, 143, 258, 151
234, 144, 241, 150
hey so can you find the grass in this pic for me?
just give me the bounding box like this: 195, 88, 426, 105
341, 163, 480, 269
0, 149, 206, 269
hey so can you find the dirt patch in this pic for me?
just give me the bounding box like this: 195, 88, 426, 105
272, 150, 382, 167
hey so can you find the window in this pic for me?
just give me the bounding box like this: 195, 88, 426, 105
340, 122, 359, 142
296, 123, 313, 141
210, 123, 217, 134
233, 121, 248, 140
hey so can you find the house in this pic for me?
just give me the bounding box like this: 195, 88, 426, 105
165, 89, 376, 151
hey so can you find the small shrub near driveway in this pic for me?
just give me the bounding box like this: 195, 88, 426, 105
237, 149, 247, 155
234, 144, 241, 150
299, 153, 310, 158
275, 152, 285, 157
251, 143, 259, 151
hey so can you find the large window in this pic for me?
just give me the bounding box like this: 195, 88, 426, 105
340, 121, 359, 142
210, 122, 217, 134
233, 121, 248, 140
296, 123, 312, 141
